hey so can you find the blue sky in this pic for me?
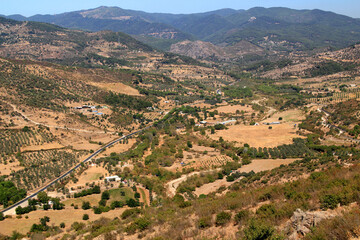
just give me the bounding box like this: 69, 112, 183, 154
2, 0, 360, 18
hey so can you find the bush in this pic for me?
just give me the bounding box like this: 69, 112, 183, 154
126, 198, 140, 208
215, 211, 231, 226
134, 217, 151, 231
60, 222, 65, 228
82, 201, 91, 210
110, 201, 125, 209
0, 212, 4, 221
243, 219, 275, 240
101, 191, 110, 200
99, 199, 107, 206
198, 216, 212, 228
121, 208, 141, 220
82, 214, 89, 220
320, 194, 340, 210
93, 207, 102, 214
234, 210, 250, 225
134, 192, 141, 199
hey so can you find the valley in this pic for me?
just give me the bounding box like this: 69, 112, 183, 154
0, 5, 360, 240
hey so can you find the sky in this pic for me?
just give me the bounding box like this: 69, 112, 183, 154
1, 0, 360, 18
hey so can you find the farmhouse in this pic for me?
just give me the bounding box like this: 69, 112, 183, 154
105, 175, 121, 182
219, 119, 236, 125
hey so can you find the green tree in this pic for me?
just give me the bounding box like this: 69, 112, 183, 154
37, 192, 49, 204
82, 201, 91, 210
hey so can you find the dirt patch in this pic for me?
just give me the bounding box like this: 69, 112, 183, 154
210, 124, 302, 148
0, 161, 24, 175
215, 104, 254, 114
88, 82, 141, 96
21, 142, 64, 152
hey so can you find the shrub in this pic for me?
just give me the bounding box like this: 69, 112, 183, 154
198, 216, 212, 228
93, 207, 102, 214
82, 201, 91, 210
99, 199, 107, 206
134, 217, 151, 231
82, 214, 89, 220
234, 210, 250, 225
256, 204, 277, 218
71, 222, 85, 232
320, 194, 340, 210
101, 191, 110, 200
215, 211, 231, 226
243, 220, 275, 240
110, 201, 125, 209
121, 208, 141, 220
126, 198, 140, 207
134, 192, 141, 199
60, 222, 65, 228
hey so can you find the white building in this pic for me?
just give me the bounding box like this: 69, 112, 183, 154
105, 175, 121, 182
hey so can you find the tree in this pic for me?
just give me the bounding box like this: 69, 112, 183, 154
52, 198, 64, 210
126, 198, 140, 208
0, 212, 4, 221
82, 201, 91, 210
82, 214, 89, 220
37, 192, 49, 204
60, 222, 65, 228
101, 191, 110, 200
187, 141, 193, 148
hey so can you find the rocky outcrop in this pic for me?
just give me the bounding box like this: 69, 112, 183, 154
287, 208, 336, 240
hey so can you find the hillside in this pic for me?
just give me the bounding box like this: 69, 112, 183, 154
0, 17, 153, 66
170, 40, 264, 60
5, 6, 360, 52
3, 6, 360, 240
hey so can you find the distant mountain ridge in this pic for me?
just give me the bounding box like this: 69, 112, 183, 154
3, 6, 360, 52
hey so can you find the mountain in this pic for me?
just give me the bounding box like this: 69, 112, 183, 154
5, 6, 360, 52
0, 17, 154, 66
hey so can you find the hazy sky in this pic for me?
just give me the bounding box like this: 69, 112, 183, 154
2, 0, 360, 18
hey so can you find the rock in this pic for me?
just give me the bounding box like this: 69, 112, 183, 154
287, 208, 336, 240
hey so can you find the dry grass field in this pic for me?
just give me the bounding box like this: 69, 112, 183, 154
0, 207, 127, 235
215, 104, 254, 114
88, 81, 141, 96
209, 109, 304, 148
210, 124, 301, 148
66, 165, 110, 189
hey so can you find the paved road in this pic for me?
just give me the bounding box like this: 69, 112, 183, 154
1, 126, 150, 215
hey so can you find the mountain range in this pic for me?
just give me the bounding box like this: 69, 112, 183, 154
3, 6, 360, 53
